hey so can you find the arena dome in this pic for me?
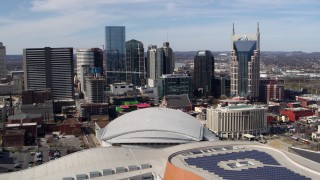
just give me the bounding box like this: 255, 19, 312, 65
100, 108, 203, 146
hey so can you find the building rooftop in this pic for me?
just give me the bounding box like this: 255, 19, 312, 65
101, 108, 203, 145
162, 94, 191, 108
215, 104, 266, 111
8, 114, 42, 120
6, 123, 37, 127
63, 118, 80, 125
160, 74, 189, 78
4, 129, 25, 136
1, 141, 319, 180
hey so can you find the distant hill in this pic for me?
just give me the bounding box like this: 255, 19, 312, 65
6, 55, 22, 62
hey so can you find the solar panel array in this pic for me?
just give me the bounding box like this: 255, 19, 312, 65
184, 150, 311, 180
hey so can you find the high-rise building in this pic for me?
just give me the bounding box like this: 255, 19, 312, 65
147, 42, 175, 87
147, 45, 158, 80
193, 50, 215, 97
105, 26, 126, 84
0, 42, 7, 79
230, 23, 260, 100
86, 76, 106, 103
125, 39, 145, 85
158, 42, 175, 75
76, 48, 103, 92
23, 47, 74, 100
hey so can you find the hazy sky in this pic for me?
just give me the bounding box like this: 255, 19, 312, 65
1, 0, 320, 54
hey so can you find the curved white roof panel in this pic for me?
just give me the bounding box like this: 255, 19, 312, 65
101, 108, 203, 144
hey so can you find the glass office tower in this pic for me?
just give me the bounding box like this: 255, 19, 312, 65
105, 26, 126, 84
193, 50, 215, 97
125, 39, 145, 86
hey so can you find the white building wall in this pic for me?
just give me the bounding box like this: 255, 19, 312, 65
207, 105, 267, 139
110, 83, 134, 95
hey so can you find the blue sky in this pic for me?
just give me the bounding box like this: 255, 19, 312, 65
1, 0, 320, 54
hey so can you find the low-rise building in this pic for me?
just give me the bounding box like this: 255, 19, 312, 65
280, 108, 314, 122
109, 83, 134, 95
206, 104, 267, 139
312, 125, 320, 140
21, 102, 54, 123
0, 83, 22, 95
7, 113, 43, 124
300, 116, 320, 124
5, 123, 38, 139
59, 118, 82, 135
2, 129, 25, 147
76, 101, 108, 120
160, 94, 192, 112
137, 86, 158, 101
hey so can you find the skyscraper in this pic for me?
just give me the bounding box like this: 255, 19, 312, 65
125, 39, 145, 85
230, 23, 260, 100
147, 45, 158, 80
86, 76, 106, 103
0, 42, 7, 79
193, 50, 215, 97
105, 26, 126, 84
23, 47, 74, 100
76, 48, 103, 93
147, 42, 175, 87
158, 42, 175, 75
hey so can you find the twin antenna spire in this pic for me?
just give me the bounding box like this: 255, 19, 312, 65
232, 22, 260, 35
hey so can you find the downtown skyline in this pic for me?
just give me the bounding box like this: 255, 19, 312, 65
1, 0, 320, 54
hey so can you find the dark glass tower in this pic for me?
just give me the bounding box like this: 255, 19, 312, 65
158, 42, 174, 75
193, 50, 215, 97
105, 26, 126, 84
125, 39, 145, 86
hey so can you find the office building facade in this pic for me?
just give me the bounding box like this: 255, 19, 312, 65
193, 50, 215, 97
105, 26, 126, 84
230, 23, 260, 100
76, 48, 103, 93
213, 75, 231, 99
158, 74, 192, 99
207, 104, 267, 139
86, 77, 106, 103
23, 47, 74, 100
125, 39, 145, 85
158, 42, 175, 75
147, 45, 158, 80
259, 79, 284, 103
147, 43, 175, 87
0, 42, 6, 79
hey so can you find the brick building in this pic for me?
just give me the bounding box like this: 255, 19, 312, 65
2, 129, 25, 147
160, 94, 192, 112
280, 108, 314, 122
22, 89, 52, 105
7, 114, 44, 136
59, 118, 82, 135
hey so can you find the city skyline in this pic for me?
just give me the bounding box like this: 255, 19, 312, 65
1, 0, 320, 54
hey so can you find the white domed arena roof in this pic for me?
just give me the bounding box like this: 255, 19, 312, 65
101, 108, 203, 145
